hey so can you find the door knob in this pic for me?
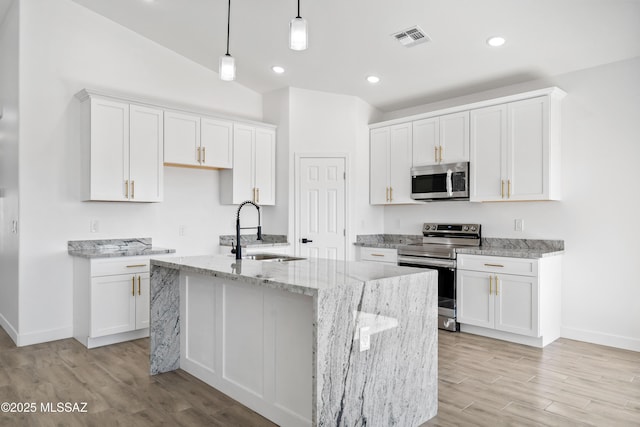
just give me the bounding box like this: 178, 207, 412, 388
301, 238, 313, 244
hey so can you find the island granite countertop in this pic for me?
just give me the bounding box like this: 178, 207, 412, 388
151, 254, 426, 296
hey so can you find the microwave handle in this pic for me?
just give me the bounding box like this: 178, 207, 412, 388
446, 169, 453, 196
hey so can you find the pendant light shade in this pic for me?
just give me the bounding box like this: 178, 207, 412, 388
219, 54, 236, 81
289, 0, 307, 50
219, 0, 235, 81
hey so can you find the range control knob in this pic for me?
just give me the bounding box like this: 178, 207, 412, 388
470, 226, 477, 232
424, 225, 431, 231
463, 225, 469, 231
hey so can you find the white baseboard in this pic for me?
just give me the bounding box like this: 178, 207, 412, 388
561, 326, 640, 352
0, 312, 19, 345
16, 325, 73, 347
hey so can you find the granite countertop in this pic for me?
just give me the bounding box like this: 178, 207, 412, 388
354, 235, 564, 259
68, 238, 175, 259
219, 234, 290, 248
352, 234, 423, 249
151, 254, 429, 296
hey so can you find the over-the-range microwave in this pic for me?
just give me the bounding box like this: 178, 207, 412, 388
410, 162, 470, 201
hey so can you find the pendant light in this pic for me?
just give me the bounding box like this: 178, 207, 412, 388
289, 0, 308, 51
219, 0, 235, 81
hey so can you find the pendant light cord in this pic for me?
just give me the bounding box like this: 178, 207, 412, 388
296, 0, 301, 18
226, 0, 231, 55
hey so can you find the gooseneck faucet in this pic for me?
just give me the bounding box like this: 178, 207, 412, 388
233, 200, 262, 260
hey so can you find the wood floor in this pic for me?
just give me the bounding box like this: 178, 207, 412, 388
1, 327, 638, 426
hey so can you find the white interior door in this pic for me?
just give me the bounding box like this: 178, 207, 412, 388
297, 157, 346, 261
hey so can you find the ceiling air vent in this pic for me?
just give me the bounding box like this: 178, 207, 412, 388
392, 25, 430, 47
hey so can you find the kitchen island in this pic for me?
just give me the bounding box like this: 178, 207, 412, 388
149, 255, 438, 426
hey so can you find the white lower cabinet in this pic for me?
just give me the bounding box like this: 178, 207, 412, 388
74, 256, 150, 348
356, 247, 398, 264
457, 254, 561, 347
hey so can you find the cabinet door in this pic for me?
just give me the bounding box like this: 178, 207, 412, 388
457, 270, 493, 329
90, 274, 136, 337
232, 124, 256, 204
135, 273, 150, 330
388, 123, 414, 204
201, 118, 233, 169
164, 111, 201, 166
508, 97, 548, 200
412, 117, 439, 166
369, 128, 389, 205
470, 104, 507, 201
89, 98, 130, 201
495, 274, 539, 337
253, 127, 276, 205
129, 104, 164, 202
440, 111, 469, 163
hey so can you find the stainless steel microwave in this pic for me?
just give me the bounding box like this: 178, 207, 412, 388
411, 162, 470, 201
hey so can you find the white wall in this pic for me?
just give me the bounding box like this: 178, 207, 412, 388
262, 88, 290, 235
380, 57, 640, 351
0, 0, 19, 342
14, 0, 264, 345
287, 88, 383, 260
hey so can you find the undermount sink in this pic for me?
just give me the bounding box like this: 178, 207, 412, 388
243, 253, 306, 262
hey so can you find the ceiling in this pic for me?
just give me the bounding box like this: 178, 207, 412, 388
19, 1, 640, 111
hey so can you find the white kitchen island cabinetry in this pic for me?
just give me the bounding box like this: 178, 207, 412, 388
150, 255, 438, 426
470, 89, 565, 202
73, 256, 151, 348
456, 253, 562, 347
370, 123, 414, 205
77, 92, 164, 202
164, 111, 233, 169
412, 111, 469, 166
220, 123, 276, 205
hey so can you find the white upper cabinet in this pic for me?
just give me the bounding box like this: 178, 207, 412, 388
164, 111, 233, 169
129, 104, 164, 202
370, 123, 414, 205
413, 111, 469, 166
79, 93, 163, 202
469, 104, 507, 202
470, 92, 564, 202
370, 87, 565, 204
164, 111, 201, 167
201, 117, 233, 169
220, 123, 276, 205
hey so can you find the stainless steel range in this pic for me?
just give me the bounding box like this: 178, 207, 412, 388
397, 223, 481, 331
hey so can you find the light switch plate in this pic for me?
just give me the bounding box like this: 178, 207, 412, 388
359, 327, 370, 352
514, 219, 524, 232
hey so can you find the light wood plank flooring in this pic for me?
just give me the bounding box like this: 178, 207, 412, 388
1, 327, 638, 426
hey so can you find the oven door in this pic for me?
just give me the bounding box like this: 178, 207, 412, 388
397, 256, 459, 331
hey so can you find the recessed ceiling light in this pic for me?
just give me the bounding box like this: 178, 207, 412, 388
487, 36, 506, 47
271, 66, 285, 74
367, 75, 380, 84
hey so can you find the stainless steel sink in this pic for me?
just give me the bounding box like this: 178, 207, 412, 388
243, 253, 306, 262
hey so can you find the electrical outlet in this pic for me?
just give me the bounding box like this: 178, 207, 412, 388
514, 219, 524, 232
359, 327, 370, 352
90, 219, 99, 233
179, 225, 186, 236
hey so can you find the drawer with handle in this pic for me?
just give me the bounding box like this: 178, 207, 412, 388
358, 247, 398, 264
457, 254, 537, 276
91, 256, 150, 277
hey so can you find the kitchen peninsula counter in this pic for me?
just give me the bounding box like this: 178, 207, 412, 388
149, 254, 438, 427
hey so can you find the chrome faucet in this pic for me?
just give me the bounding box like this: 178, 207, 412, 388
232, 200, 262, 260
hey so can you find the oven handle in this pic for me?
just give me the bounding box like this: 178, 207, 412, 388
398, 255, 456, 269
